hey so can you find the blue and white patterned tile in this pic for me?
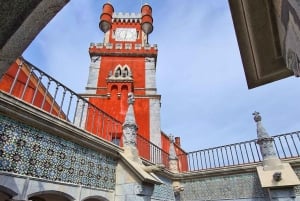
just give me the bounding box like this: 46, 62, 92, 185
0, 115, 117, 190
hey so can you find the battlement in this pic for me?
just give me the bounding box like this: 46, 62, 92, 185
89, 42, 158, 56
112, 12, 142, 23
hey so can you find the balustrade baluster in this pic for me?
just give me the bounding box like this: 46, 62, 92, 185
20, 67, 34, 100
90, 106, 96, 133
284, 135, 293, 157
211, 149, 216, 168
49, 84, 60, 114
101, 114, 105, 138
195, 151, 200, 170
57, 88, 66, 118
9, 62, 23, 94
41, 79, 51, 109
249, 142, 255, 162
215, 148, 221, 167
229, 146, 234, 165
278, 137, 286, 158
291, 134, 299, 156
31, 73, 43, 104
239, 144, 245, 164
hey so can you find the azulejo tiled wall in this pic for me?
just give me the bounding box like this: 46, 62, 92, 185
0, 115, 116, 190
181, 172, 268, 201
151, 176, 175, 201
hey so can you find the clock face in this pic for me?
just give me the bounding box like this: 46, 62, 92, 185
115, 28, 137, 42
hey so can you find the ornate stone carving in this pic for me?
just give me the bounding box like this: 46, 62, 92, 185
143, 164, 165, 173
173, 185, 184, 196
123, 92, 138, 147
123, 125, 137, 147
128, 92, 135, 104
134, 184, 144, 195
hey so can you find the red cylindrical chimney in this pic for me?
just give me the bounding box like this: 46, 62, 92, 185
99, 3, 114, 33
141, 4, 153, 34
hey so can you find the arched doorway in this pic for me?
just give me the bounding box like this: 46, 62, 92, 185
82, 196, 109, 201
29, 191, 74, 201
0, 185, 17, 201
83, 199, 102, 201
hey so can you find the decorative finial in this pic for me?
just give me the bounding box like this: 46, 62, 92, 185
128, 92, 135, 105
253, 111, 261, 122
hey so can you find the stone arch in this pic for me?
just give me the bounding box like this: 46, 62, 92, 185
0, 185, 17, 201
28, 190, 75, 201
81, 195, 109, 201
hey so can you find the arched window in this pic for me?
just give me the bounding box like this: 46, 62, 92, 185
108, 64, 132, 80
123, 67, 129, 77
115, 67, 121, 77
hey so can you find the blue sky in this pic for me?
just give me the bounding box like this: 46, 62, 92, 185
23, 0, 300, 152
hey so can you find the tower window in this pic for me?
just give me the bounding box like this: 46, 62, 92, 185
108, 65, 132, 80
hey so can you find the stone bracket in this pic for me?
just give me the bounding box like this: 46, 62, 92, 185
257, 163, 300, 188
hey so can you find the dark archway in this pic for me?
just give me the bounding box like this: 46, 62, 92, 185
82, 195, 109, 201
0, 185, 17, 201
29, 190, 74, 201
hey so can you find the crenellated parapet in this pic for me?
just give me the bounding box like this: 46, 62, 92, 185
112, 12, 141, 23
89, 42, 158, 57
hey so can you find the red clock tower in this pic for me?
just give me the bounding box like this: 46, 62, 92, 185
83, 3, 161, 149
